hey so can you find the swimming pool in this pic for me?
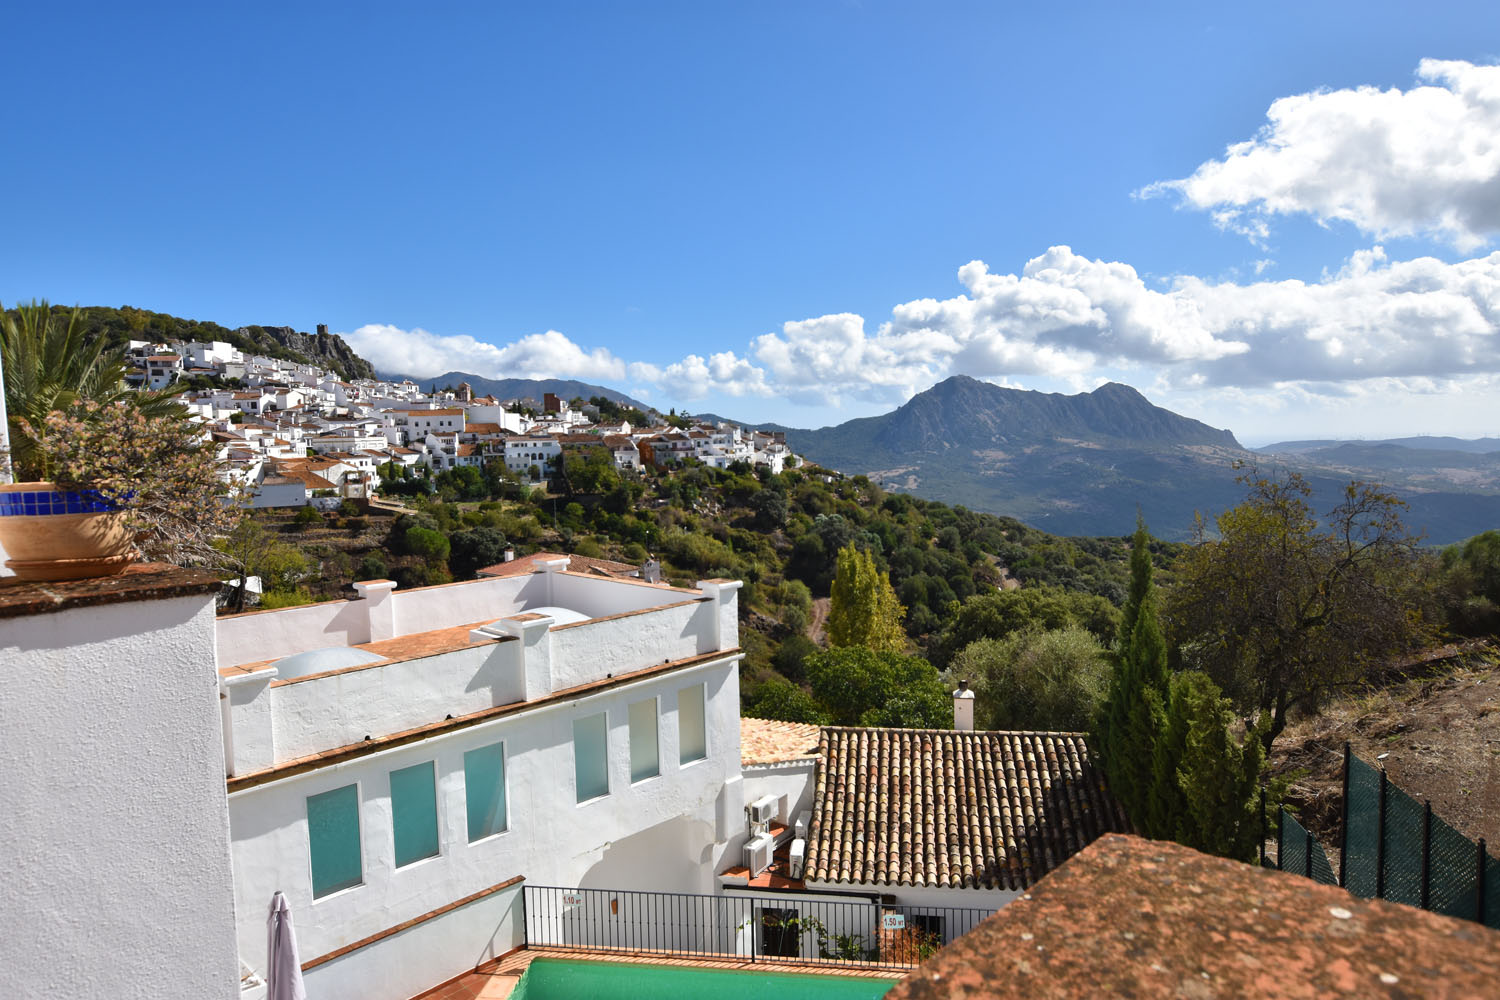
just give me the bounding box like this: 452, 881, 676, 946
509, 957, 898, 999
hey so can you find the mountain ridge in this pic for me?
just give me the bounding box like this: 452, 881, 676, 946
377, 370, 654, 413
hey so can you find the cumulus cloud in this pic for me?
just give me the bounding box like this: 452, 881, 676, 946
1139, 59, 1500, 250
344, 324, 627, 382
344, 243, 1500, 418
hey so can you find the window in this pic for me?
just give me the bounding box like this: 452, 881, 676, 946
574, 712, 609, 802
464, 742, 508, 841
628, 698, 659, 783
389, 761, 439, 867
678, 684, 707, 764
307, 784, 362, 898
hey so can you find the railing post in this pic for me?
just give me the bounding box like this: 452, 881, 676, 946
521, 885, 529, 950
1375, 768, 1388, 900
1305, 827, 1314, 880
1479, 839, 1488, 925
1421, 800, 1433, 911
1338, 742, 1351, 888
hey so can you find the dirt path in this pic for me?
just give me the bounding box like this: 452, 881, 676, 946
807, 597, 831, 647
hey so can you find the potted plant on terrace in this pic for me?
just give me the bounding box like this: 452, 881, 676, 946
0, 400, 244, 580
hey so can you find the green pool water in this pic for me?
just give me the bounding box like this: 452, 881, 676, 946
510, 957, 897, 999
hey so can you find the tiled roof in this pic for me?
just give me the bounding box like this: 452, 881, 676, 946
887, 834, 1500, 1000
741, 718, 821, 765
806, 728, 1127, 891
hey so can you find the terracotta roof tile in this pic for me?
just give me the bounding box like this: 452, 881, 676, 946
806, 727, 1128, 891
741, 717, 821, 765
888, 833, 1500, 999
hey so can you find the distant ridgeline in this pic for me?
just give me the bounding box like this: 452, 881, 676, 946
16, 304, 377, 382
377, 370, 654, 414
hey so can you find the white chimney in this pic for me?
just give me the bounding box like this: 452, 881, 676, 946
953, 679, 975, 731
503, 546, 515, 563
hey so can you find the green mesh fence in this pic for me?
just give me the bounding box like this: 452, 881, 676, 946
1332, 751, 1497, 928
1381, 781, 1425, 907
1279, 810, 1338, 885
1342, 754, 1381, 898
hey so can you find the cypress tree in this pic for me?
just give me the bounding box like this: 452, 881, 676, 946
1168, 671, 1266, 862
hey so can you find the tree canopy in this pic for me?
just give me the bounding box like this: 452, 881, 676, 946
805, 646, 949, 728
1165, 472, 1431, 753
826, 544, 906, 652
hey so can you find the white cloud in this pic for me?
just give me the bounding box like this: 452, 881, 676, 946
343, 324, 628, 382
1139, 59, 1500, 250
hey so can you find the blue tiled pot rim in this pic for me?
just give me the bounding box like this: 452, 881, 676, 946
0, 483, 122, 517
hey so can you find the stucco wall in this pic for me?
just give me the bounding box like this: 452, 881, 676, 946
228, 655, 742, 1000
264, 640, 521, 764
741, 759, 817, 831
548, 600, 711, 690
0, 595, 240, 999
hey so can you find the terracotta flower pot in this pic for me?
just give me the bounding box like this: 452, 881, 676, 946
0, 481, 135, 581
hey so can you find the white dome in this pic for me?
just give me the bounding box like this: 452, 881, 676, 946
273, 646, 385, 680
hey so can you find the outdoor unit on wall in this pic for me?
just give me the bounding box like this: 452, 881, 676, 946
746, 795, 778, 833
788, 838, 806, 880
744, 832, 775, 878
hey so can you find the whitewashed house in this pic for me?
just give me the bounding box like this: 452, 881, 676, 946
217, 561, 746, 998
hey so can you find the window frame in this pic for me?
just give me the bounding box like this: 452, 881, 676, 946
389, 760, 441, 868
678, 682, 708, 766
463, 740, 510, 844
573, 711, 611, 804
628, 696, 661, 784
306, 781, 364, 900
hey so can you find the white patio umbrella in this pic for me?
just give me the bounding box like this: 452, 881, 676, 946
267, 891, 308, 1000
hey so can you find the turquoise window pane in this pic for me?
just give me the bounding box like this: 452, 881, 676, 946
574, 713, 609, 802
307, 784, 362, 898
678, 684, 707, 764
629, 698, 659, 783
390, 761, 439, 867
464, 743, 507, 842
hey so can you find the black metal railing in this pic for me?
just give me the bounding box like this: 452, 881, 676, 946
523, 884, 998, 970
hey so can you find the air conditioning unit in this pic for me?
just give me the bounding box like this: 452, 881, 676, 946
746, 795, 778, 830
788, 838, 806, 880
744, 832, 775, 877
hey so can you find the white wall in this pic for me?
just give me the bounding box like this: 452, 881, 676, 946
227, 654, 742, 1000
0, 594, 240, 999
741, 759, 817, 832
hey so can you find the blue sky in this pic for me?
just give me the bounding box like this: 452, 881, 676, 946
5, 2, 1499, 444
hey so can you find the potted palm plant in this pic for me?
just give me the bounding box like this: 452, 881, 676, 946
1, 301, 242, 580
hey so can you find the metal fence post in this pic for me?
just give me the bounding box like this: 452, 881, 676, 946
521, 885, 529, 949
1421, 800, 1432, 911
1338, 742, 1351, 888
1478, 839, 1488, 924
1305, 827, 1314, 880
1278, 803, 1290, 869
1376, 768, 1388, 900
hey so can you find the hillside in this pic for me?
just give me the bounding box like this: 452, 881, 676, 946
379, 370, 653, 412
13, 304, 377, 381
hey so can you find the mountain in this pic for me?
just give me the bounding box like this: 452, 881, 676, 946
1261, 436, 1500, 455
781, 376, 1500, 544
21, 305, 377, 381
378, 371, 653, 413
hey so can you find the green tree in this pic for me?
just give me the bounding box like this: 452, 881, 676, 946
1165, 472, 1430, 755
805, 647, 948, 728
745, 676, 830, 724
1, 299, 179, 480
952, 626, 1110, 733
826, 545, 906, 652
448, 526, 508, 579
932, 586, 1120, 667
1096, 518, 1171, 835
1165, 671, 1266, 862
